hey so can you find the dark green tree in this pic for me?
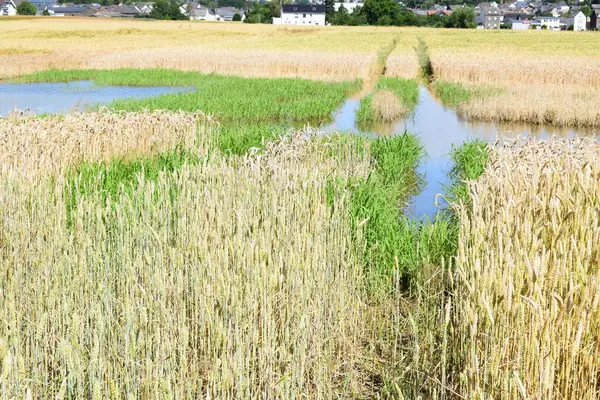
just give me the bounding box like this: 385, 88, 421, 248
580, 5, 592, 16
232, 12, 242, 20
333, 0, 350, 25
325, 0, 335, 22
244, 2, 273, 23
360, 0, 400, 25
17, 1, 37, 15
445, 7, 476, 28
150, 0, 187, 20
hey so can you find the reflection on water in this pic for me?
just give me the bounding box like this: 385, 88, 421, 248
0, 81, 192, 116
323, 86, 598, 219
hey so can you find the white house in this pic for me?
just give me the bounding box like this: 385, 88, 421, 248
334, 0, 362, 14
538, 16, 561, 30
573, 11, 586, 31
273, 4, 325, 26
215, 6, 244, 21
181, 2, 216, 21
190, 7, 215, 21
0, 0, 17, 16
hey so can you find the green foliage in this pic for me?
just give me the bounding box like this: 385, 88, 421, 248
325, 0, 335, 21
64, 122, 285, 227
345, 134, 425, 294
149, 0, 187, 20
17, 1, 37, 15
361, 0, 400, 25
333, 1, 350, 25
415, 37, 433, 80
445, 7, 476, 28
17, 68, 361, 124
432, 80, 500, 107
356, 77, 419, 123
216, 123, 285, 155
42, 9, 50, 15
232, 12, 242, 21
244, 2, 274, 23
447, 140, 489, 206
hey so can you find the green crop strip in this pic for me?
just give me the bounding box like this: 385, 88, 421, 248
432, 80, 501, 108
16, 68, 361, 123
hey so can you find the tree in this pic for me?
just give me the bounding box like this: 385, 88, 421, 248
149, 0, 186, 20
580, 5, 592, 16
42, 9, 50, 15
360, 0, 400, 25
333, 0, 350, 25
17, 1, 37, 15
232, 12, 242, 20
325, 0, 335, 22
445, 7, 476, 28
244, 2, 273, 23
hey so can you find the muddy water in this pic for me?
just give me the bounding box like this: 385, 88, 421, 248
0, 81, 192, 116
323, 86, 597, 219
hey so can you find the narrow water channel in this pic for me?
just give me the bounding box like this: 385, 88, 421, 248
324, 86, 597, 219
0, 81, 192, 116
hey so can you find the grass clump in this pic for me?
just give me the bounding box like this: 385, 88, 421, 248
414, 37, 433, 81
356, 77, 419, 124
16, 68, 361, 123
447, 139, 489, 206
347, 133, 425, 293
432, 80, 500, 108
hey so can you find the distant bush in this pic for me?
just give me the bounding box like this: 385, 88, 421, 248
232, 12, 242, 21
17, 1, 37, 15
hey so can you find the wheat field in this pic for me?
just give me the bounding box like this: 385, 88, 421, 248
0, 109, 420, 397
449, 138, 600, 398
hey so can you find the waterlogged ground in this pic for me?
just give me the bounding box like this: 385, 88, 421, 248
2, 77, 596, 219
0, 81, 192, 115
324, 86, 597, 218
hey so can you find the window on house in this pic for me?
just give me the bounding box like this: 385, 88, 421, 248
303, 13, 306, 17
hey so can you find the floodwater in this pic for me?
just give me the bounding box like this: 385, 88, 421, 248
323, 86, 597, 219
0, 81, 192, 116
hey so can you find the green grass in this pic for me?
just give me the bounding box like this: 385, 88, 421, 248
64, 123, 286, 227
356, 77, 419, 124
16, 68, 361, 123
447, 139, 489, 206
432, 80, 500, 108
344, 133, 425, 294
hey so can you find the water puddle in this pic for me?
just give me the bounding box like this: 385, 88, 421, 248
323, 86, 598, 219
0, 80, 192, 116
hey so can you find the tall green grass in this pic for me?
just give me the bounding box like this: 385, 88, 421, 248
432, 80, 500, 108
344, 134, 424, 293
447, 139, 489, 206
16, 68, 361, 123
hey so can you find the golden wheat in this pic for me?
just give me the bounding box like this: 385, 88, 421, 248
452, 137, 600, 399
371, 89, 408, 122
456, 84, 600, 128
0, 109, 215, 176
0, 114, 413, 397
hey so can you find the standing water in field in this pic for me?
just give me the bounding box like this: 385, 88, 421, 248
323, 86, 596, 219
0, 81, 193, 116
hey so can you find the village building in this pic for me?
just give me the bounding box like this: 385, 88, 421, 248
0, 0, 17, 16
214, 6, 244, 21
484, 6, 502, 28
273, 4, 325, 26
537, 15, 561, 29
573, 10, 586, 31
590, 9, 598, 30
